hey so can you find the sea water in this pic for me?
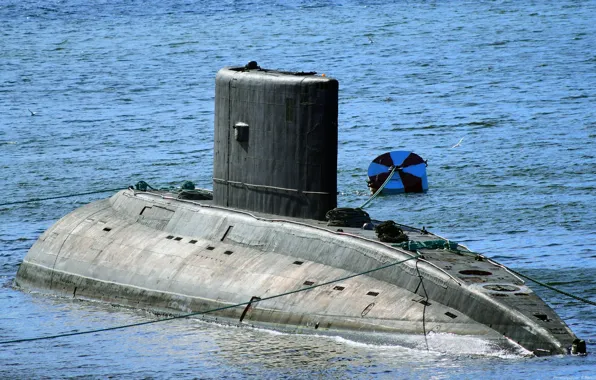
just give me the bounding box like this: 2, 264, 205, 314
1, 0, 595, 378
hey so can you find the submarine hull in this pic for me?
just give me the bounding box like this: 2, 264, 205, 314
16, 189, 578, 356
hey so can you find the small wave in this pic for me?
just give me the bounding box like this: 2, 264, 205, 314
467, 120, 499, 128
561, 94, 589, 100
62, 119, 109, 124
504, 230, 529, 235
485, 40, 510, 47
168, 41, 199, 48
38, 6, 59, 13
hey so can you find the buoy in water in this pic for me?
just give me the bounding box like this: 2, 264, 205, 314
367, 151, 428, 194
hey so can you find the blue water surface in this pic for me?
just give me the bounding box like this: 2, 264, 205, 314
1, 0, 595, 378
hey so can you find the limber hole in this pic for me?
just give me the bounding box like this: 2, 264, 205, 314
293, 261, 304, 265
534, 313, 551, 322
206, 246, 215, 250
445, 312, 457, 319
223, 250, 233, 255
189, 240, 198, 244
459, 269, 492, 276
303, 281, 314, 286
333, 286, 345, 291
366, 291, 379, 297
419, 300, 431, 306
166, 235, 174, 239
103, 227, 112, 232
174, 237, 182, 241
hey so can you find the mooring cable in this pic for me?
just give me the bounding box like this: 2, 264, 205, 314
414, 236, 596, 308
0, 188, 125, 207
415, 258, 430, 352
359, 166, 398, 209
0, 254, 421, 345
3, 170, 390, 210
507, 268, 596, 307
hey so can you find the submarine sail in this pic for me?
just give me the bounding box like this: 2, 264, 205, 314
213, 64, 338, 220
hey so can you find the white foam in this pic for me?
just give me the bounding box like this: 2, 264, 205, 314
190, 317, 533, 359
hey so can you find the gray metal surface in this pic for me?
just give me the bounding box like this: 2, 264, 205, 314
16, 190, 578, 356
213, 66, 338, 220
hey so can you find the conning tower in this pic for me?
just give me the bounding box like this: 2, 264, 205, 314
213, 63, 338, 220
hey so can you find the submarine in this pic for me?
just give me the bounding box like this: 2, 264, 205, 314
15, 63, 585, 356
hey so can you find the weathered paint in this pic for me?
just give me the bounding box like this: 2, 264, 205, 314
213, 67, 338, 220
16, 190, 577, 355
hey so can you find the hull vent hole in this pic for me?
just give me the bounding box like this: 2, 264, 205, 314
361, 303, 375, 317
534, 313, 551, 322
459, 270, 492, 276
